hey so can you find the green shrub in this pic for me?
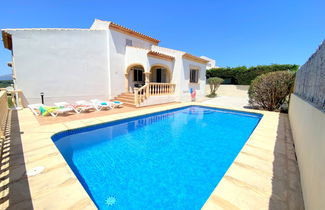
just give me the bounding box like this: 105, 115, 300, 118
206, 64, 298, 85
248, 71, 295, 111
0, 80, 13, 88
207, 77, 224, 97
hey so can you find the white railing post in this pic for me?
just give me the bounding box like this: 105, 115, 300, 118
134, 88, 139, 107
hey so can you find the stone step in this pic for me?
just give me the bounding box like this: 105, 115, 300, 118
120, 93, 134, 97
115, 100, 136, 107
114, 98, 134, 104
113, 92, 138, 107
123, 102, 136, 107
116, 95, 134, 100
111, 98, 135, 107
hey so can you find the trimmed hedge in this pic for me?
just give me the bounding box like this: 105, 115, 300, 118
206, 64, 299, 85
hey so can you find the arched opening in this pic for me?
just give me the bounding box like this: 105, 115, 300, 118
126, 64, 145, 92
150, 65, 171, 83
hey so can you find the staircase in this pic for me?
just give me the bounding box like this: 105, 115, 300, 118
114, 83, 176, 107
113, 92, 136, 107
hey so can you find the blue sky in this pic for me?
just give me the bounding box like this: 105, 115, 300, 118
1, 0, 324, 76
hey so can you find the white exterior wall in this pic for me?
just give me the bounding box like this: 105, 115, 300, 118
150, 46, 207, 101
147, 57, 174, 75
125, 46, 149, 71
200, 56, 216, 69
150, 46, 186, 101
5, 21, 208, 105
180, 59, 207, 101
10, 30, 109, 105
108, 29, 154, 98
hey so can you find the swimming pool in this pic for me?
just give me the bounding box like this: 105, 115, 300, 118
52, 105, 262, 209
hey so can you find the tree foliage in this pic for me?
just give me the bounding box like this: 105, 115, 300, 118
206, 64, 299, 85
0, 80, 13, 88
207, 77, 224, 97
248, 71, 295, 111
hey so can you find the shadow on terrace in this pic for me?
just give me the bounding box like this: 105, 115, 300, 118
269, 113, 304, 209
0, 110, 33, 209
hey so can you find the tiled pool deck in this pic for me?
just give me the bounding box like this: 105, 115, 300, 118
0, 103, 304, 209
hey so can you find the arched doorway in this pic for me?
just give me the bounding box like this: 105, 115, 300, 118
150, 65, 171, 83
126, 65, 145, 92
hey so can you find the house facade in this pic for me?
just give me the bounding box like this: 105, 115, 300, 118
200, 56, 218, 69
2, 19, 209, 107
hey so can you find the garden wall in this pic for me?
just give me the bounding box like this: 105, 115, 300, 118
205, 84, 249, 98
0, 91, 8, 138
289, 40, 325, 210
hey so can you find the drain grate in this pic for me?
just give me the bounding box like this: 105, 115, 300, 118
26, 166, 45, 177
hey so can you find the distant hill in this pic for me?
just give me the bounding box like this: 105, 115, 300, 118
0, 74, 12, 81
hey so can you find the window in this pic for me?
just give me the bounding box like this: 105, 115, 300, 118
133, 68, 143, 82
126, 39, 133, 46
190, 69, 199, 83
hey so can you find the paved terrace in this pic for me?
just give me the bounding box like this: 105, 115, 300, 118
0, 103, 304, 209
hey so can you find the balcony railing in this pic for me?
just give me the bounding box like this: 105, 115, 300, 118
134, 83, 176, 107
149, 83, 176, 95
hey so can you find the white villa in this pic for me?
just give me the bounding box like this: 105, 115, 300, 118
200, 56, 218, 69
2, 19, 211, 107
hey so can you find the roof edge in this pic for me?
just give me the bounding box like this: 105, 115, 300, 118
2, 30, 12, 50
109, 22, 159, 45
92, 19, 160, 45
148, 51, 174, 61
183, 53, 209, 64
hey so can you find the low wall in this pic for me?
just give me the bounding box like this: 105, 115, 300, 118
205, 84, 249, 97
0, 91, 8, 138
289, 94, 325, 210
140, 95, 177, 107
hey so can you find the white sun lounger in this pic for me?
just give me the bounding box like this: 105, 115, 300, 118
48, 106, 75, 117
28, 103, 44, 116
75, 100, 97, 111
28, 103, 74, 117
54, 102, 81, 113
90, 99, 115, 111
112, 101, 123, 108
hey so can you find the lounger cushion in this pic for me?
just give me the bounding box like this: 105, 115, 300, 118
39, 106, 62, 116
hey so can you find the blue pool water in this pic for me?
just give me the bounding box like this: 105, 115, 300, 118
52, 106, 262, 209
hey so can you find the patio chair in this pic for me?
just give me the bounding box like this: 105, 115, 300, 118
90, 99, 114, 111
